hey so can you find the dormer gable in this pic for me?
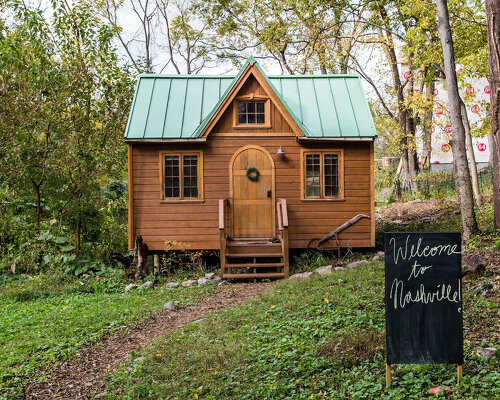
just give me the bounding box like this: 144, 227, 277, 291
198, 59, 304, 138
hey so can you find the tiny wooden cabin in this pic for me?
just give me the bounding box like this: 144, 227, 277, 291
125, 57, 377, 279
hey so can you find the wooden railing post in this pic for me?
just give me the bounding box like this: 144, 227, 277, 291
219, 199, 227, 278
277, 199, 289, 278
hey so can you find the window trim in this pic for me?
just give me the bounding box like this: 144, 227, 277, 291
158, 150, 204, 203
300, 149, 344, 201
232, 94, 271, 129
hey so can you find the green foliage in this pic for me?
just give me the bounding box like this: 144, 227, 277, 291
376, 167, 493, 205
293, 250, 328, 272
103, 262, 500, 399
0, 1, 133, 275
0, 273, 217, 399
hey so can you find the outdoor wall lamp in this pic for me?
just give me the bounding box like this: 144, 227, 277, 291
276, 146, 285, 158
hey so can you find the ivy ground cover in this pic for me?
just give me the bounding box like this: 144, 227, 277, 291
0, 275, 216, 399
104, 261, 500, 400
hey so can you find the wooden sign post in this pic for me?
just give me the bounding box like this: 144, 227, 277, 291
384, 232, 463, 385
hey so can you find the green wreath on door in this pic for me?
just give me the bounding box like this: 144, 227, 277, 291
246, 166, 260, 182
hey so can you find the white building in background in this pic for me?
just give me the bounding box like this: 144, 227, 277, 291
412, 69, 491, 170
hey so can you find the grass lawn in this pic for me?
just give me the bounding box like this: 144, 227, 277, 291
103, 261, 500, 400
0, 274, 216, 399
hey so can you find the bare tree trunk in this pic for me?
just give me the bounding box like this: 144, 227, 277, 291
406, 70, 419, 177
133, 236, 148, 280
34, 182, 42, 231
460, 98, 483, 207
422, 80, 435, 169
488, 131, 494, 165
376, 6, 413, 194
486, 0, 500, 228
436, 0, 478, 240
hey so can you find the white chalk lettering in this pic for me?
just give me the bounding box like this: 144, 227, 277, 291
390, 236, 460, 265
407, 260, 433, 281
390, 278, 461, 310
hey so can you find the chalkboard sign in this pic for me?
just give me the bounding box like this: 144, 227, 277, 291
385, 232, 463, 365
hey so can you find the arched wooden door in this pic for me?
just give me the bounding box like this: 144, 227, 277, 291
230, 145, 275, 238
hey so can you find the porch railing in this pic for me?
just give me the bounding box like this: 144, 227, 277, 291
219, 198, 228, 277
276, 198, 289, 278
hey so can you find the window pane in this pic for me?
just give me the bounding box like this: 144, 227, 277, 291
305, 153, 321, 197
237, 102, 266, 124
324, 154, 339, 197
182, 155, 199, 198
165, 155, 180, 198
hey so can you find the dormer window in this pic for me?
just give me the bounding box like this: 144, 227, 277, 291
238, 102, 265, 124
233, 95, 271, 128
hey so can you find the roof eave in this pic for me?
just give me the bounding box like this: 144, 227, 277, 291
296, 136, 376, 142
124, 137, 207, 144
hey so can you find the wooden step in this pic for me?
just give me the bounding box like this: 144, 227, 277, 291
223, 273, 285, 279
225, 253, 283, 258
226, 263, 284, 268
227, 239, 281, 246
226, 242, 282, 254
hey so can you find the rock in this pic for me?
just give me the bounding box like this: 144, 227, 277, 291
181, 279, 197, 287
373, 251, 385, 261
315, 265, 333, 275
346, 260, 369, 269
218, 280, 227, 285
165, 282, 180, 288
464, 255, 486, 277
138, 281, 154, 290
163, 301, 178, 311
204, 273, 215, 279
333, 266, 345, 271
125, 283, 138, 292
290, 271, 314, 279
212, 275, 222, 281
198, 277, 215, 285
480, 347, 497, 359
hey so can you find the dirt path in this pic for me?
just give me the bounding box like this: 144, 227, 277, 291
376, 197, 460, 228
25, 282, 270, 400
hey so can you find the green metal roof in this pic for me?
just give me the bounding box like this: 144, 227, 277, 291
124, 57, 377, 139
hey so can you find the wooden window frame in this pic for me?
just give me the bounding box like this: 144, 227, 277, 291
232, 94, 271, 129
300, 149, 344, 201
159, 150, 204, 203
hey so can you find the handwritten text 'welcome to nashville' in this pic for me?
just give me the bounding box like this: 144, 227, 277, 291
389, 236, 461, 311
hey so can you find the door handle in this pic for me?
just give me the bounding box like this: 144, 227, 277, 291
267, 189, 272, 198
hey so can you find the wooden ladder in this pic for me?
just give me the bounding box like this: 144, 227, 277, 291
219, 198, 289, 280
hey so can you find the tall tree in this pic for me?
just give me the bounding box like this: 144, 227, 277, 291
485, 0, 500, 228
436, 0, 478, 239
0, 0, 133, 271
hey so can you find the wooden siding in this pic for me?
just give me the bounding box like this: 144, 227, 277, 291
130, 136, 374, 250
